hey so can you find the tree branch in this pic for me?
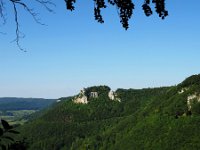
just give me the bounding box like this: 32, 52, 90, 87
0, 0, 55, 51
65, 0, 168, 30
0, 0, 6, 25
11, 0, 26, 51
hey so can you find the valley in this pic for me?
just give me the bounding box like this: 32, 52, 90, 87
0, 98, 56, 125
12, 75, 200, 150
6, 74, 199, 150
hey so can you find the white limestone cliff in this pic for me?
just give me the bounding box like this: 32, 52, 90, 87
108, 91, 121, 102
73, 89, 88, 104
73, 88, 121, 104
187, 93, 200, 110
108, 91, 115, 100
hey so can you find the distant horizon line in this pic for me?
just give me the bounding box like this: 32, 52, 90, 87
1, 73, 198, 99
0, 84, 177, 100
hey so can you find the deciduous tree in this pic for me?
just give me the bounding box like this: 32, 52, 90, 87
0, 0, 168, 50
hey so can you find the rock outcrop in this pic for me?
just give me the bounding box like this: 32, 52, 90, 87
108, 91, 115, 100
73, 87, 121, 104
178, 88, 189, 94
73, 89, 88, 104
90, 92, 98, 98
108, 91, 121, 102
187, 94, 200, 110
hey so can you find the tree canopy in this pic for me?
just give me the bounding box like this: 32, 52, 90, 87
0, 0, 168, 50
65, 0, 168, 30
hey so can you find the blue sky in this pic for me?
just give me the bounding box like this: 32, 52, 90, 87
0, 0, 200, 98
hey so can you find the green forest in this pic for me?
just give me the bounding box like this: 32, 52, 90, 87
1, 74, 200, 150
0, 98, 56, 111
0, 98, 56, 126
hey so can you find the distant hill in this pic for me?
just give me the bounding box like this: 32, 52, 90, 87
18, 74, 200, 150
0, 97, 56, 111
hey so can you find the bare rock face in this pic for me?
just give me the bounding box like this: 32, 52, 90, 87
187, 94, 200, 110
73, 96, 88, 104
108, 91, 115, 100
73, 89, 88, 104
108, 91, 121, 102
90, 92, 98, 98
73, 88, 98, 104
73, 87, 121, 104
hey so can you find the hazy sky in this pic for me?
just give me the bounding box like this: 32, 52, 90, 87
0, 0, 200, 98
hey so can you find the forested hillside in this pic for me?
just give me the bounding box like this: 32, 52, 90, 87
0, 98, 56, 111
0, 98, 57, 125
17, 74, 200, 150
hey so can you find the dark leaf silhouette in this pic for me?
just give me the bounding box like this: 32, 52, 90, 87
65, 0, 76, 11
3, 136, 14, 142
1, 144, 7, 150
1, 119, 13, 130
8, 139, 28, 150
0, 128, 3, 136
142, 0, 153, 17
8, 130, 20, 134
65, 0, 168, 30
0, 120, 28, 149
